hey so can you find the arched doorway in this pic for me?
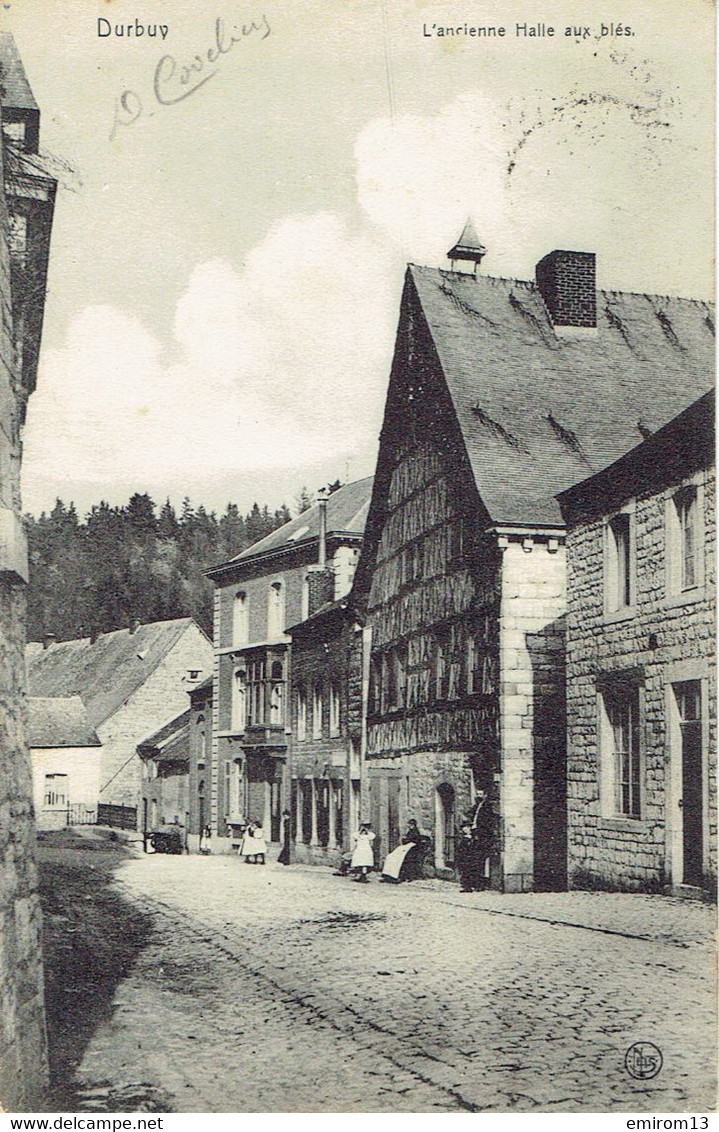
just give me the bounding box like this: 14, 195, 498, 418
434, 783, 456, 869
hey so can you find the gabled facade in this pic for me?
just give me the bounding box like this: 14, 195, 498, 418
354, 240, 714, 892
26, 618, 212, 827
286, 598, 366, 867
138, 709, 190, 838
205, 478, 371, 852
28, 696, 101, 831
0, 34, 57, 1109
558, 391, 716, 892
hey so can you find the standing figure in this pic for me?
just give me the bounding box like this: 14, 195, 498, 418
350, 822, 376, 882
277, 808, 291, 865
251, 821, 267, 865
239, 820, 256, 863
455, 823, 481, 892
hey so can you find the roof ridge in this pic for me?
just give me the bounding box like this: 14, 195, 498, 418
409, 262, 714, 307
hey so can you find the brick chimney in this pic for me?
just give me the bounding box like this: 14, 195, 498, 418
42, 632, 55, 650
536, 250, 597, 332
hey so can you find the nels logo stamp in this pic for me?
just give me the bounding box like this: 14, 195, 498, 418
625, 1042, 664, 1080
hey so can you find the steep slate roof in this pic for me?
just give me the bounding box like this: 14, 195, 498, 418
408, 265, 715, 527
557, 388, 715, 524
28, 697, 100, 749
137, 709, 190, 764
221, 476, 373, 566
0, 33, 39, 111
26, 618, 201, 728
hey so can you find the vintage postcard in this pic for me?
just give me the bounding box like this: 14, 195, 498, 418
0, 0, 715, 1118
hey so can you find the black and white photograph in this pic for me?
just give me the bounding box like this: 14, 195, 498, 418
0, 0, 715, 1117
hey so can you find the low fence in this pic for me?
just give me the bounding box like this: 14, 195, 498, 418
97, 803, 138, 831
67, 803, 98, 827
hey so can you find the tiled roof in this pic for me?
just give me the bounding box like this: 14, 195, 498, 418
137, 710, 190, 764
28, 696, 100, 749
0, 33, 39, 112
215, 476, 373, 568
26, 618, 201, 727
409, 265, 715, 527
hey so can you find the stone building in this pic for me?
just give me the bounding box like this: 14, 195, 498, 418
26, 618, 212, 828
558, 391, 715, 892
205, 479, 371, 853
138, 708, 190, 839
0, 33, 57, 1109
28, 697, 101, 831
352, 228, 714, 891
286, 597, 366, 867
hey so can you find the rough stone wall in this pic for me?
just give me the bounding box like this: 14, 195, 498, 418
367, 749, 474, 871
566, 469, 716, 890
0, 585, 49, 1110
499, 540, 567, 893
98, 625, 212, 816
0, 126, 50, 1107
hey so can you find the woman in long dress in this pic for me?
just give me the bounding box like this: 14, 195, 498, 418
350, 822, 376, 882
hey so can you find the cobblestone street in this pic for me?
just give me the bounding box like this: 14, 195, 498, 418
67, 852, 715, 1113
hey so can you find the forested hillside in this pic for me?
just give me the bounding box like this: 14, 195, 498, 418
24, 493, 299, 642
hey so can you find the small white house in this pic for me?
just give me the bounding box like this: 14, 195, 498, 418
28, 697, 102, 830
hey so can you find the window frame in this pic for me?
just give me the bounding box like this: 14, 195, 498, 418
312, 684, 323, 740
603, 503, 636, 619
665, 476, 705, 603
598, 674, 644, 822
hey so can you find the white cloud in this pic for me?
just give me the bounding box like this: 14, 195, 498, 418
23, 213, 398, 507
353, 58, 711, 296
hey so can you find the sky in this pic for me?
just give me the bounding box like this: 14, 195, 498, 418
5, 0, 715, 518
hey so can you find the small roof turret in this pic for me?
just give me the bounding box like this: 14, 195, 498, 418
447, 219, 487, 274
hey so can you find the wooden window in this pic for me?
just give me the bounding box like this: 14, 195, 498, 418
369, 658, 381, 716
312, 685, 323, 739
296, 688, 307, 741
605, 510, 634, 613
332, 780, 344, 847
392, 648, 407, 710
316, 780, 330, 847
269, 660, 285, 726
434, 636, 447, 700
44, 774, 68, 808
467, 635, 482, 694
676, 486, 699, 590
267, 579, 285, 639
600, 681, 642, 818
301, 780, 313, 844
223, 760, 231, 819
247, 658, 266, 725
231, 667, 246, 732
329, 683, 341, 737
232, 590, 248, 646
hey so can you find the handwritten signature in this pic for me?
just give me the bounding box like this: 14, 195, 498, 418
110, 14, 271, 140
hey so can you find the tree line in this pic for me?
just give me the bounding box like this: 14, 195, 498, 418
24, 491, 314, 642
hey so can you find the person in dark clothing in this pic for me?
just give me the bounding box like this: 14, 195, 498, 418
455, 823, 482, 892
277, 809, 291, 865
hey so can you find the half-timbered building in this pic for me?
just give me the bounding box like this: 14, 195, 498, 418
353, 229, 714, 891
